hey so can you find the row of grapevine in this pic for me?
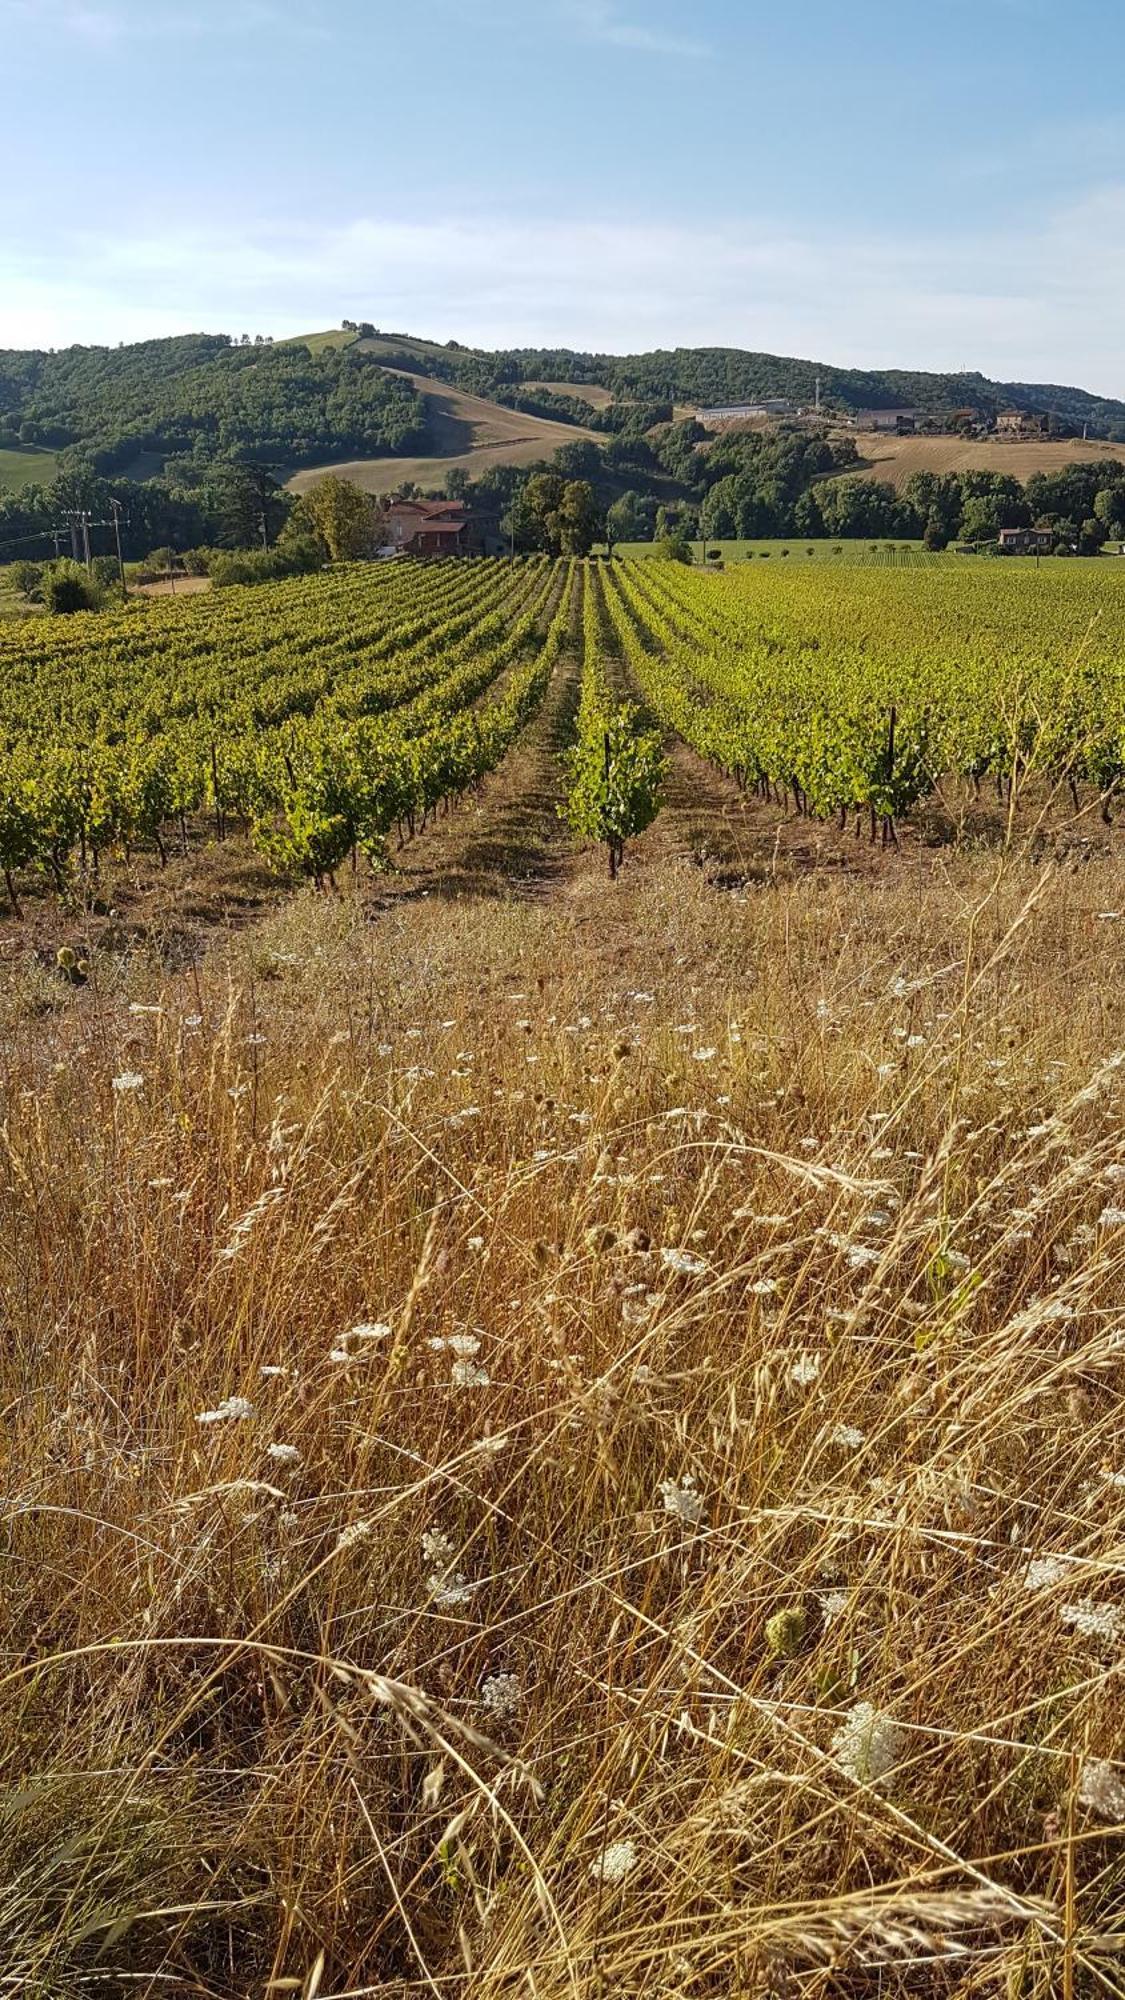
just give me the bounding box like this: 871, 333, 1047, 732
561, 567, 664, 878
603, 559, 1125, 836
0, 559, 571, 905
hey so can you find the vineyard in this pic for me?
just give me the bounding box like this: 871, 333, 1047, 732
7, 552, 1125, 1999
5, 555, 1125, 916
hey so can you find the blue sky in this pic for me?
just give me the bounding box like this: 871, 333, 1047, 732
5, 0, 1125, 390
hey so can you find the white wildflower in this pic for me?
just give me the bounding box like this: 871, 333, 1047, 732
195, 1395, 255, 1425
1078, 1758, 1125, 1821
428, 1572, 475, 1608
350, 1321, 392, 1342
1059, 1600, 1123, 1645
622, 1295, 654, 1326
589, 1838, 637, 1885
820, 1589, 851, 1623
422, 1528, 457, 1568
661, 1247, 707, 1276
830, 1423, 865, 1450
335, 1519, 373, 1553
831, 1701, 901, 1786
693, 1047, 718, 1063
112, 1071, 145, 1094
790, 1351, 822, 1387
266, 1443, 301, 1467
1024, 1555, 1075, 1590
845, 1244, 880, 1269
480, 1672, 523, 1719
749, 1277, 779, 1296
451, 1360, 491, 1389
1099, 1206, 1125, 1227
659, 1476, 704, 1528
429, 1333, 482, 1356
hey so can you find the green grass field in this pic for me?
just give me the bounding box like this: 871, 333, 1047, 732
0, 563, 44, 621
0, 445, 60, 492
609, 537, 928, 563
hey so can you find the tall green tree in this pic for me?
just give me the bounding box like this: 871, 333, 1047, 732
299, 475, 377, 563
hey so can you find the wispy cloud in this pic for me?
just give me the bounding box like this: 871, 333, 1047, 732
6, 190, 1125, 396
561, 1, 711, 58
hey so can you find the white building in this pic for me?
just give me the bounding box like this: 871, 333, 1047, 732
697, 399, 795, 428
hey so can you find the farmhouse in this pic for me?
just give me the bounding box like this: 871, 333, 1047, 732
849, 408, 919, 435
997, 527, 1056, 554
697, 399, 795, 428
381, 498, 501, 557
996, 410, 1050, 438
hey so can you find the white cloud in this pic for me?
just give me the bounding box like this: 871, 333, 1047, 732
4, 190, 1125, 397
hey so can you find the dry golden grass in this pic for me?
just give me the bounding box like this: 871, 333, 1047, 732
3, 847, 1125, 1997
846, 432, 1125, 495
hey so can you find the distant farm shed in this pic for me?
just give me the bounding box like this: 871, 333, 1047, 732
996, 410, 1050, 438
697, 399, 796, 428
849, 408, 919, 435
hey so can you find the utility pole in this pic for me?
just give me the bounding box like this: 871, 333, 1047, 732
63, 509, 93, 569
109, 498, 128, 598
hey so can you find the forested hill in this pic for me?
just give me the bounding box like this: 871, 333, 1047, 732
4, 328, 1125, 490
442, 344, 1125, 436
0, 335, 426, 475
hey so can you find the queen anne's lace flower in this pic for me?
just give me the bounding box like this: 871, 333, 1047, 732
112, 1072, 145, 1094
1059, 1599, 1123, 1645
422, 1528, 456, 1568
429, 1572, 475, 1608
480, 1672, 523, 1719
831, 1701, 901, 1786
335, 1519, 373, 1553
196, 1395, 255, 1425
1078, 1758, 1125, 1821
661, 1247, 707, 1276
659, 1475, 704, 1527
451, 1360, 491, 1389
589, 1838, 637, 1885
790, 1351, 822, 1387
1024, 1555, 1074, 1590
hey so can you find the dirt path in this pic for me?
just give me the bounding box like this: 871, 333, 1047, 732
368, 647, 582, 907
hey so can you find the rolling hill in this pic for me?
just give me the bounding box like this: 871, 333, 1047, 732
286, 366, 599, 497
5, 325, 1125, 518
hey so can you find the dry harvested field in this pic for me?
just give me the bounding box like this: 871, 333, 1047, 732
848, 429, 1125, 491
4, 559, 1125, 1997
288, 369, 600, 497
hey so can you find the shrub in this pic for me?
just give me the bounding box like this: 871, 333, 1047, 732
654, 534, 693, 565
40, 560, 102, 616
10, 561, 43, 602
